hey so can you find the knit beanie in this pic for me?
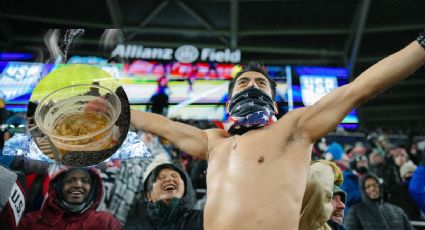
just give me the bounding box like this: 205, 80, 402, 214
400, 160, 417, 179
332, 185, 347, 204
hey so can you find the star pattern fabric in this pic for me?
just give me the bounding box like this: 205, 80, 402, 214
215, 87, 277, 135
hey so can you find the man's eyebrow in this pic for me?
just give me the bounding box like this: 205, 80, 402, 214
236, 76, 249, 82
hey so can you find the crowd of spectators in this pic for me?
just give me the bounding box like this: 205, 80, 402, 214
1, 112, 425, 229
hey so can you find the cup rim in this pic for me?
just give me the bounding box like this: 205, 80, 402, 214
34, 83, 121, 141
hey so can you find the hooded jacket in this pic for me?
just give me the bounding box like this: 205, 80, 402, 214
344, 173, 413, 230
299, 161, 340, 230
341, 169, 362, 209
124, 163, 203, 230
17, 167, 122, 230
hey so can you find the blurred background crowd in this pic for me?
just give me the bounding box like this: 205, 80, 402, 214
1, 105, 425, 229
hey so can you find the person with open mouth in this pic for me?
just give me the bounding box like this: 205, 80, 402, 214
124, 163, 203, 230
17, 167, 122, 230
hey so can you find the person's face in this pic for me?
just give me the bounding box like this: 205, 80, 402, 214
330, 194, 345, 224
364, 178, 380, 200
148, 168, 185, 205
62, 170, 92, 204
393, 149, 408, 166
226, 71, 277, 113
394, 155, 408, 167
369, 152, 384, 166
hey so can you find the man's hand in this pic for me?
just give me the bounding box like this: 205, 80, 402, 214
84, 98, 106, 113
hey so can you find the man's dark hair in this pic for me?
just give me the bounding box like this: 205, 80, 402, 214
228, 62, 277, 99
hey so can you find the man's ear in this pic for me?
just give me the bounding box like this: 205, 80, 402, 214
145, 192, 152, 202
225, 101, 230, 114
273, 102, 278, 114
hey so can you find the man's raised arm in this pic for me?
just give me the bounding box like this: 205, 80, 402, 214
297, 35, 425, 142
131, 110, 208, 159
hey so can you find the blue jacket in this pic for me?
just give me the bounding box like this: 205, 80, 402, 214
341, 170, 361, 208
409, 165, 425, 213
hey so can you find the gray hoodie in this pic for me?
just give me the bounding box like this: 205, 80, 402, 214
344, 173, 413, 230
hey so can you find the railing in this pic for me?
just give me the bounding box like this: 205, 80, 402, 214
411, 221, 425, 226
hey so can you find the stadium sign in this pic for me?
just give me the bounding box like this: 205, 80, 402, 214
111, 44, 241, 63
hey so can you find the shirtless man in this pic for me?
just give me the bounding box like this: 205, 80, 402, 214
131, 34, 425, 230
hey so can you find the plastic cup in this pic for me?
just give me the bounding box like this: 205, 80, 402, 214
34, 84, 121, 158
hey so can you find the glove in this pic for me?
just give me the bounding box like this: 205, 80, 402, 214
417, 29, 425, 50
312, 160, 343, 186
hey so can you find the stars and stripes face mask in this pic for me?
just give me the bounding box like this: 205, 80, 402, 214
216, 86, 277, 135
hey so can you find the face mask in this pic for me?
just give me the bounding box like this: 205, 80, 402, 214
224, 87, 276, 135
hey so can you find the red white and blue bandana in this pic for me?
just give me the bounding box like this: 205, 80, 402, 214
215, 87, 277, 135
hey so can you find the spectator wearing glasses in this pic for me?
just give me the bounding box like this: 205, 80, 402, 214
345, 173, 413, 230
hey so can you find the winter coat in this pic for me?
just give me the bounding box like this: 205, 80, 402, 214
409, 165, 425, 213
124, 163, 203, 230
389, 181, 422, 221
340, 170, 361, 207
17, 167, 122, 230
344, 173, 413, 230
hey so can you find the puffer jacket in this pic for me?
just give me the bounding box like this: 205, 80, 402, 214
344, 173, 413, 230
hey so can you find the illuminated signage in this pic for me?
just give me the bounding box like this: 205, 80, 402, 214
111, 44, 241, 63
0, 62, 44, 101
300, 75, 338, 106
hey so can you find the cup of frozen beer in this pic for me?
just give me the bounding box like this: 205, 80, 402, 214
34, 84, 121, 157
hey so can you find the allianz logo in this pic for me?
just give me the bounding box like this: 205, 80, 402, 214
112, 44, 241, 63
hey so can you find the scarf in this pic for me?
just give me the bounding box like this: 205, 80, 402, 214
146, 198, 188, 230
57, 199, 93, 214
